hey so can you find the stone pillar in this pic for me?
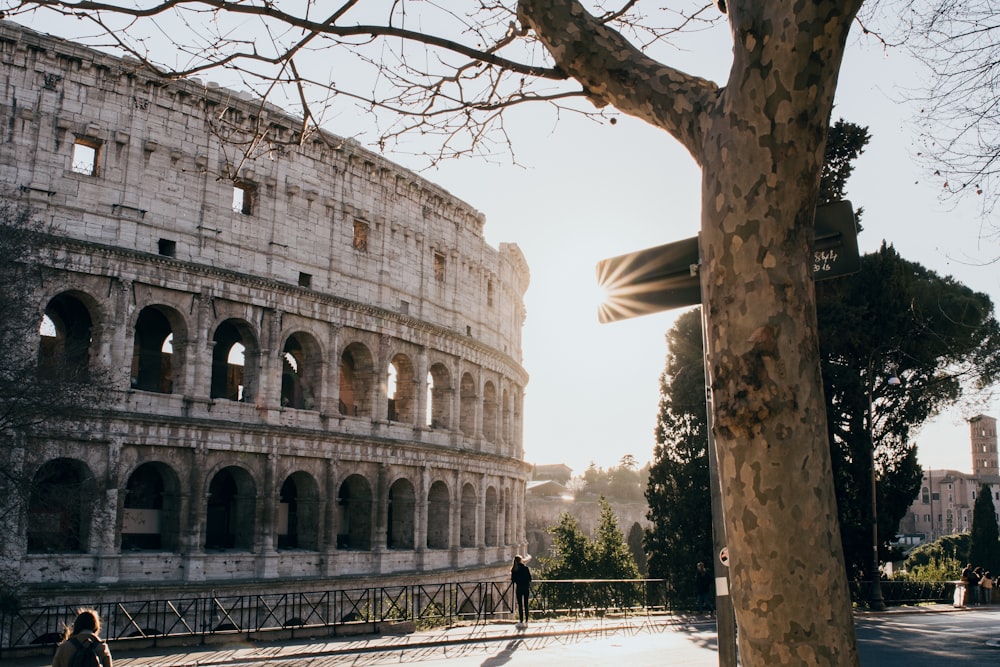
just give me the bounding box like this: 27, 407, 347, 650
323, 458, 339, 576
257, 452, 279, 578
95, 435, 123, 583
449, 469, 461, 568
477, 473, 487, 563
415, 465, 429, 569
374, 463, 389, 570
414, 345, 429, 434
183, 448, 206, 581
321, 323, 342, 417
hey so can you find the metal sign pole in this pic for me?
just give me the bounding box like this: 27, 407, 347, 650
697, 239, 738, 667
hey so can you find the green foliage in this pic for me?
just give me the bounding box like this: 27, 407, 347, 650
644, 308, 711, 604
816, 243, 1000, 579
644, 120, 1000, 594
574, 460, 648, 503
902, 533, 970, 580
627, 522, 648, 577
969, 484, 1000, 571
541, 497, 640, 581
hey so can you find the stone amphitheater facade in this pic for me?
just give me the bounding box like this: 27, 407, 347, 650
0, 21, 530, 604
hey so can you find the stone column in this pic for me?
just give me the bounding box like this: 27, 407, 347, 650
95, 435, 123, 583
322, 458, 339, 576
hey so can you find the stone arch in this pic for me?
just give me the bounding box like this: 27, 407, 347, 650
386, 352, 416, 424
204, 465, 256, 551
281, 331, 322, 410
427, 362, 452, 429
131, 305, 185, 394
121, 461, 182, 552
482, 381, 498, 443
337, 473, 373, 550
460, 482, 477, 548
386, 477, 415, 549
339, 342, 374, 417
484, 485, 499, 547
459, 371, 476, 437
426, 480, 450, 549
278, 471, 320, 550
211, 318, 259, 402
26, 458, 95, 553
38, 291, 97, 383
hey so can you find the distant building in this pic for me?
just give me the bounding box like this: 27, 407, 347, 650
896, 415, 1000, 545
532, 463, 572, 484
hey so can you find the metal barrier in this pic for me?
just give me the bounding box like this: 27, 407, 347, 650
1, 577, 957, 654
0, 579, 670, 654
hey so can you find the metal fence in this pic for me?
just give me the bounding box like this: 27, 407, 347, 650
0, 577, 957, 655
0, 579, 669, 655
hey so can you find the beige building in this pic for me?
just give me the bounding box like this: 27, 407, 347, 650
0, 21, 530, 606
897, 415, 1000, 545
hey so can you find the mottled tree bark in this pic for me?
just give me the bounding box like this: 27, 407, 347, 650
519, 1, 863, 664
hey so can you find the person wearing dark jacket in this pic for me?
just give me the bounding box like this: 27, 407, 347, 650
511, 554, 532, 629
52, 608, 112, 667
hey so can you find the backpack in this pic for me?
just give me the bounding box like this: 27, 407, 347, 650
68, 635, 103, 667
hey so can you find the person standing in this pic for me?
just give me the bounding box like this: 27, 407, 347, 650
981, 571, 993, 605
511, 554, 532, 629
961, 563, 980, 606
695, 562, 714, 615
52, 608, 113, 667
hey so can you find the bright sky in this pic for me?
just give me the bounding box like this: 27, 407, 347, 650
16, 11, 999, 477
421, 24, 1000, 477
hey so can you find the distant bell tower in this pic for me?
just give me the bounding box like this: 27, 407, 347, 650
970, 415, 999, 480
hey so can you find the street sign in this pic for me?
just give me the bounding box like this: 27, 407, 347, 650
596, 200, 860, 323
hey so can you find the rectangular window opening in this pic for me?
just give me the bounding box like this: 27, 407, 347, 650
232, 183, 254, 215
158, 238, 177, 257
434, 252, 446, 282
71, 138, 100, 176
353, 220, 369, 252
298, 272, 312, 288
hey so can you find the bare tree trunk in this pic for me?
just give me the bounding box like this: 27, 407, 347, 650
520, 1, 863, 663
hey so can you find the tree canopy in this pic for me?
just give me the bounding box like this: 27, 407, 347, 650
969, 484, 1000, 572
1, 1, 900, 662
647, 245, 1000, 589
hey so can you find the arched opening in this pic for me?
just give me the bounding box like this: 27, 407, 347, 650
387, 354, 416, 424
337, 474, 372, 549
427, 363, 451, 429
38, 293, 93, 382
205, 466, 256, 551
278, 471, 320, 550
460, 483, 477, 548
27, 458, 93, 553
459, 372, 476, 437
484, 486, 499, 547
281, 333, 320, 410
427, 481, 450, 549
387, 478, 416, 549
122, 462, 181, 551
211, 320, 256, 402
340, 343, 373, 417
131, 306, 176, 393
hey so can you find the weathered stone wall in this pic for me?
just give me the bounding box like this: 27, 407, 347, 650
0, 21, 530, 605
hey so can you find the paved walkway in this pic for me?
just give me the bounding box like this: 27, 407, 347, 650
5, 604, 978, 667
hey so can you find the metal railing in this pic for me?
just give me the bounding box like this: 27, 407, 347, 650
0, 579, 669, 655
1, 577, 958, 655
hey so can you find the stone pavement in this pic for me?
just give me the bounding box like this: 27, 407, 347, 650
4, 604, 974, 667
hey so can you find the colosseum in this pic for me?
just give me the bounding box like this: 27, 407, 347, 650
0, 21, 530, 607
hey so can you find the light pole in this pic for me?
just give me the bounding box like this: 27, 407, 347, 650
866, 362, 899, 612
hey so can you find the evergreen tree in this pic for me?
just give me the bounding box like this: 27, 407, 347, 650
644, 309, 712, 604
591, 497, 641, 580
540, 512, 591, 580
969, 484, 1000, 572
627, 521, 648, 577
